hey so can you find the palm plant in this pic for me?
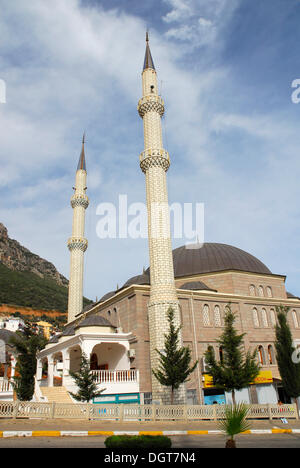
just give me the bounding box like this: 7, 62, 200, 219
218, 402, 251, 448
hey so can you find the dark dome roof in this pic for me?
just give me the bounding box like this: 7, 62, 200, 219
145, 243, 271, 277
122, 273, 150, 289
287, 292, 300, 300
61, 325, 75, 336
100, 291, 115, 302
75, 315, 115, 329
179, 281, 217, 292
48, 333, 61, 343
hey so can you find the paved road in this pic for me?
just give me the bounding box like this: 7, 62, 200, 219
0, 433, 300, 449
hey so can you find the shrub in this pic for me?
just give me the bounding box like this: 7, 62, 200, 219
104, 435, 172, 449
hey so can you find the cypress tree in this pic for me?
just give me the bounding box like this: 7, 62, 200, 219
204, 304, 260, 405
10, 324, 47, 401
152, 307, 198, 404
274, 305, 300, 409
69, 352, 105, 403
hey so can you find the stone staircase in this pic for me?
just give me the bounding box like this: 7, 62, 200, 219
40, 386, 73, 403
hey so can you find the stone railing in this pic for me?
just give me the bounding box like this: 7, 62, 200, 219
0, 402, 298, 421
0, 378, 13, 393
91, 369, 139, 385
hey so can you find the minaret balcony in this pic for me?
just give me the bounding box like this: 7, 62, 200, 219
139, 148, 170, 173
138, 95, 165, 118
67, 237, 88, 252
71, 194, 89, 209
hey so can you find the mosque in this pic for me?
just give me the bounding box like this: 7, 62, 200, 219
36, 36, 300, 407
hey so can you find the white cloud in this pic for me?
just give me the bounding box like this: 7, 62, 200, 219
0, 0, 300, 301
162, 0, 240, 46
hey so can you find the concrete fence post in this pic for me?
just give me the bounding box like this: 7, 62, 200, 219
267, 404, 272, 420
152, 404, 156, 422
13, 400, 19, 419
119, 404, 124, 422
51, 401, 56, 419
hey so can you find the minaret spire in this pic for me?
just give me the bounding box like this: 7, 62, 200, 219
143, 31, 155, 71
67, 136, 89, 323
138, 36, 185, 404
77, 132, 87, 171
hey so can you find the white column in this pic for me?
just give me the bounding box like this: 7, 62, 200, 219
48, 356, 54, 387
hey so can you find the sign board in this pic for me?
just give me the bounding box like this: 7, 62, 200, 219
203, 370, 273, 389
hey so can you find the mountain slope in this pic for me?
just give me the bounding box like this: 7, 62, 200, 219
0, 224, 92, 313
0, 223, 68, 286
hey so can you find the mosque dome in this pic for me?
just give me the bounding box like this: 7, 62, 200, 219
179, 281, 217, 292
144, 243, 271, 278
99, 291, 115, 302
122, 273, 150, 289
75, 315, 115, 329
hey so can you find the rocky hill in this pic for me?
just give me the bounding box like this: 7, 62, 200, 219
0, 223, 92, 314
0, 223, 68, 286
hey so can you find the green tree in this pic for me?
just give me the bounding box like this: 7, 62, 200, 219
204, 304, 260, 406
9, 325, 47, 401
69, 353, 105, 403
152, 307, 198, 404
274, 305, 300, 411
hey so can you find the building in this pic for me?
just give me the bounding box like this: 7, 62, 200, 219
35, 36, 300, 407
0, 316, 25, 333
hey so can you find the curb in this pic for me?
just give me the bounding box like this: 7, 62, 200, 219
1, 429, 300, 438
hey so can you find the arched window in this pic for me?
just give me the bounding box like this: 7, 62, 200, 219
268, 345, 275, 365
249, 284, 256, 296
270, 309, 276, 327
258, 346, 266, 365
266, 286, 273, 298
214, 305, 221, 327
292, 310, 299, 328
258, 286, 264, 297
90, 353, 98, 370
261, 308, 268, 328
252, 308, 259, 327
203, 304, 210, 326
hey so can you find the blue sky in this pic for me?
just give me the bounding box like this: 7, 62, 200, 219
1, 0, 300, 301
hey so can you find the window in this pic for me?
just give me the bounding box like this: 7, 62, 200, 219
258, 346, 265, 365
214, 305, 221, 327
249, 285, 256, 296
252, 308, 260, 327
292, 310, 299, 328
268, 345, 275, 365
203, 304, 210, 326
270, 309, 276, 327
144, 392, 152, 405
258, 286, 264, 297
266, 286, 273, 298
261, 308, 268, 327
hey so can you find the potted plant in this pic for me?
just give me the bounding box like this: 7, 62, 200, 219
218, 402, 251, 448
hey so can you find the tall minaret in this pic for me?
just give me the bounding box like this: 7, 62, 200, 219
67, 135, 89, 323
138, 34, 185, 404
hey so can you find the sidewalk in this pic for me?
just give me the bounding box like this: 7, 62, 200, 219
1, 418, 300, 437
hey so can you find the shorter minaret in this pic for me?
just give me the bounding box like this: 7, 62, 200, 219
67, 135, 89, 323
